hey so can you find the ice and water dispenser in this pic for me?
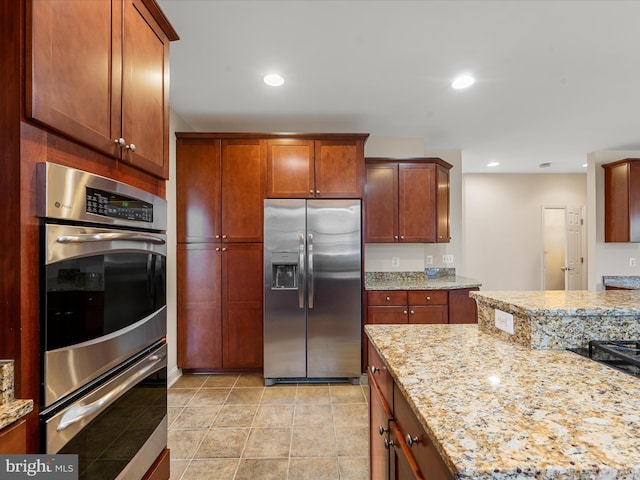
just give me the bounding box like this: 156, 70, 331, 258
270, 252, 298, 289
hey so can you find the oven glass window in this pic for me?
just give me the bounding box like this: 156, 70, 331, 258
57, 366, 167, 479
45, 253, 166, 350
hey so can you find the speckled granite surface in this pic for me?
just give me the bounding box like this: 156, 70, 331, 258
0, 361, 33, 431
365, 271, 482, 290
603, 276, 640, 289
471, 290, 640, 349
366, 324, 640, 479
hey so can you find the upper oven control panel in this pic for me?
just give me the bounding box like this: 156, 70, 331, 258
36, 162, 167, 231
85, 187, 153, 223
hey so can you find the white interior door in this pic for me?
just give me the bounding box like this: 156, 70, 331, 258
542, 206, 584, 290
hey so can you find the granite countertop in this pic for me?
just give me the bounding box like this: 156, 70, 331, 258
0, 361, 33, 431
470, 290, 640, 316
603, 276, 640, 290
365, 271, 482, 290
366, 324, 640, 479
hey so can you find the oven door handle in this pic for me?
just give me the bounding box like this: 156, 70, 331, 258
56, 232, 166, 245
55, 350, 166, 432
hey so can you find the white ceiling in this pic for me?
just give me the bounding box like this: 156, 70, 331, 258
157, 0, 640, 173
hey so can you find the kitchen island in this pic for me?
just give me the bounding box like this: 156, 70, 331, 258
471, 290, 640, 349
366, 323, 640, 479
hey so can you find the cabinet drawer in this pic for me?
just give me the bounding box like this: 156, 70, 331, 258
393, 384, 452, 480
368, 290, 407, 306
367, 341, 393, 408
407, 290, 448, 306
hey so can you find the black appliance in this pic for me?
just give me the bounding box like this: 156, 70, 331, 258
37, 162, 168, 480
571, 340, 640, 379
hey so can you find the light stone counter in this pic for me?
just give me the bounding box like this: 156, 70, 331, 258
365, 271, 482, 291
603, 276, 640, 290
0, 360, 33, 431
471, 290, 640, 349
365, 324, 640, 480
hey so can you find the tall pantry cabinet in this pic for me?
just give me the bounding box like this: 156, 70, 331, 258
176, 135, 266, 371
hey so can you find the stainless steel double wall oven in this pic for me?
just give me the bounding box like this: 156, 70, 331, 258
37, 162, 168, 480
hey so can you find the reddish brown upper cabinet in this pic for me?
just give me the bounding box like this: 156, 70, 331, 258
27, 0, 178, 179
176, 136, 266, 244
365, 159, 452, 243
603, 159, 640, 242
266, 135, 368, 198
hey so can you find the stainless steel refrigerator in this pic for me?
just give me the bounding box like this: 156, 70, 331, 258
263, 199, 362, 385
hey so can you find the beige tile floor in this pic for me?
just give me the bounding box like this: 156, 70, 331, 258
168, 373, 370, 480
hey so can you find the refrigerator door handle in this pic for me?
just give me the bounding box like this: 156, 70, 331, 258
308, 233, 314, 309
298, 233, 305, 308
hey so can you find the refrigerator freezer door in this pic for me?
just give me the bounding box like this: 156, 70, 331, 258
306, 200, 362, 378
263, 199, 307, 379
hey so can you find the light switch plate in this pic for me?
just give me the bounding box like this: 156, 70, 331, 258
426, 255, 433, 265
495, 309, 514, 335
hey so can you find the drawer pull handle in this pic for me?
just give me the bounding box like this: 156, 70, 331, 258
369, 365, 379, 374
406, 434, 420, 447
384, 438, 395, 449
426, 296, 431, 301
378, 425, 388, 435
386, 296, 391, 301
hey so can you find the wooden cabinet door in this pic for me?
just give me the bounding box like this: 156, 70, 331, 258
409, 306, 448, 324
266, 139, 314, 198
176, 139, 221, 243
398, 163, 436, 243
436, 164, 451, 243
393, 385, 452, 480
314, 139, 364, 198
221, 139, 266, 242
120, 0, 171, 179
448, 288, 479, 324
365, 163, 399, 243
368, 306, 408, 324
0, 419, 26, 454
603, 159, 640, 242
177, 244, 223, 369
389, 421, 423, 480
27, 0, 121, 158
222, 244, 263, 369
369, 379, 391, 480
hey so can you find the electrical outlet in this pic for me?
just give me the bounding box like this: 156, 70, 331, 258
392, 256, 400, 267
495, 309, 514, 335
426, 255, 433, 265
630, 258, 637, 267
442, 254, 453, 264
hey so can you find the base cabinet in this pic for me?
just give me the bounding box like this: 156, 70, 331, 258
0, 419, 27, 454
177, 243, 263, 371
368, 340, 453, 480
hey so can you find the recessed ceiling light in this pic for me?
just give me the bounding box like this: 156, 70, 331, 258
487, 161, 500, 168
582, 163, 588, 168
264, 73, 284, 87
451, 74, 475, 89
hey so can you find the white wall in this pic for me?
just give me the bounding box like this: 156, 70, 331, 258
166, 109, 193, 386
363, 137, 464, 274
587, 150, 640, 289
463, 173, 587, 291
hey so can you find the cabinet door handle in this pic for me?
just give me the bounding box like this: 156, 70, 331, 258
406, 434, 420, 447
222, 235, 227, 239
369, 365, 379, 374
114, 137, 125, 147
215, 247, 220, 251
221, 247, 227, 251
403, 310, 408, 315
410, 310, 415, 315
400, 235, 405, 240
384, 438, 395, 449
125, 143, 136, 152
394, 235, 398, 240
215, 234, 221, 239
316, 190, 320, 194
426, 296, 431, 301
309, 190, 314, 195
378, 425, 388, 435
